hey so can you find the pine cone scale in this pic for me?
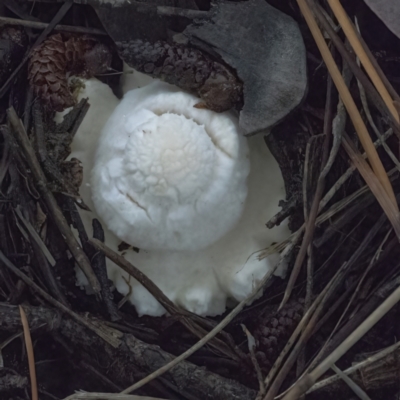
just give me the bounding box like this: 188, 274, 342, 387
28, 33, 111, 112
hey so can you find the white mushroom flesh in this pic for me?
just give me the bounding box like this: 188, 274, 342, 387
67, 75, 290, 317
91, 81, 250, 251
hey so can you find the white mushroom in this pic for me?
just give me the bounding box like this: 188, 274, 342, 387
67, 74, 290, 317
91, 81, 249, 251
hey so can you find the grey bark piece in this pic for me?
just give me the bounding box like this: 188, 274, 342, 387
185, 0, 307, 135
363, 0, 400, 39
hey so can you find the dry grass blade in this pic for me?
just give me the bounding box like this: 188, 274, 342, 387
281, 270, 400, 399
342, 134, 400, 237
241, 324, 265, 397
88, 239, 180, 316
119, 252, 288, 395
279, 76, 333, 310
63, 393, 167, 400
330, 364, 371, 400
0, 15, 107, 35
326, 0, 399, 122
297, 0, 397, 208
19, 306, 38, 400
7, 107, 101, 293
14, 206, 56, 266
307, 340, 400, 393
0, 251, 121, 348
89, 238, 239, 360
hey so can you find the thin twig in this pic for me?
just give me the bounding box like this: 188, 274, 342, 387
312, 1, 400, 138
307, 340, 400, 393
0, 251, 121, 348
64, 393, 167, 400
0, 16, 107, 35
326, 0, 399, 121
264, 260, 339, 390
267, 210, 387, 398
14, 206, 55, 266
264, 261, 348, 400
88, 238, 241, 361
282, 262, 400, 399
354, 19, 400, 171
318, 129, 394, 211
242, 324, 265, 398
119, 250, 290, 395
342, 134, 400, 237
19, 305, 38, 400
330, 364, 371, 400
301, 0, 397, 206
280, 76, 333, 309
156, 6, 209, 19
88, 239, 181, 316
7, 107, 100, 293
0, 0, 74, 99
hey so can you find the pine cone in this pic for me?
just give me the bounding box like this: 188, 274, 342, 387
117, 39, 242, 112
28, 34, 111, 112
254, 299, 304, 368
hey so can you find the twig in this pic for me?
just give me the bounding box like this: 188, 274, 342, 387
19, 305, 38, 400
319, 46, 351, 180
354, 25, 400, 104
264, 261, 348, 400
307, 340, 400, 393
14, 206, 55, 266
119, 250, 289, 395
14, 205, 69, 306
330, 364, 371, 400
0, 16, 107, 35
312, 1, 400, 138
314, 193, 375, 247
91, 219, 120, 321
266, 198, 297, 229
156, 6, 209, 19
300, 0, 397, 206
326, 0, 399, 122
7, 107, 101, 293
0, 0, 74, 99
88, 238, 240, 360
67, 392, 167, 400
266, 210, 387, 398
280, 75, 333, 309
263, 258, 338, 390
354, 19, 400, 171
282, 260, 400, 399
318, 129, 394, 211
0, 251, 121, 348
342, 134, 400, 238
88, 239, 181, 316
242, 324, 265, 398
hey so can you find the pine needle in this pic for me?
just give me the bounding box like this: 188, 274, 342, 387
326, 0, 399, 122
296, 0, 398, 214
19, 305, 38, 400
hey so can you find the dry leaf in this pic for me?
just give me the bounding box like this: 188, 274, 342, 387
363, 0, 400, 39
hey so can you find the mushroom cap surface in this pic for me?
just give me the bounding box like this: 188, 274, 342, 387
91, 81, 250, 251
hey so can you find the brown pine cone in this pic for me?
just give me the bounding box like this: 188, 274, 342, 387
254, 299, 304, 368
28, 34, 112, 112
117, 39, 242, 113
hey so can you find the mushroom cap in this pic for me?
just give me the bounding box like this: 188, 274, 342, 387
91, 81, 250, 251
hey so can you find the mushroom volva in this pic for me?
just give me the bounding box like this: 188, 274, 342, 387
66, 73, 289, 317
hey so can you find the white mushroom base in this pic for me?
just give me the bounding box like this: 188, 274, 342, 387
67, 76, 290, 317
